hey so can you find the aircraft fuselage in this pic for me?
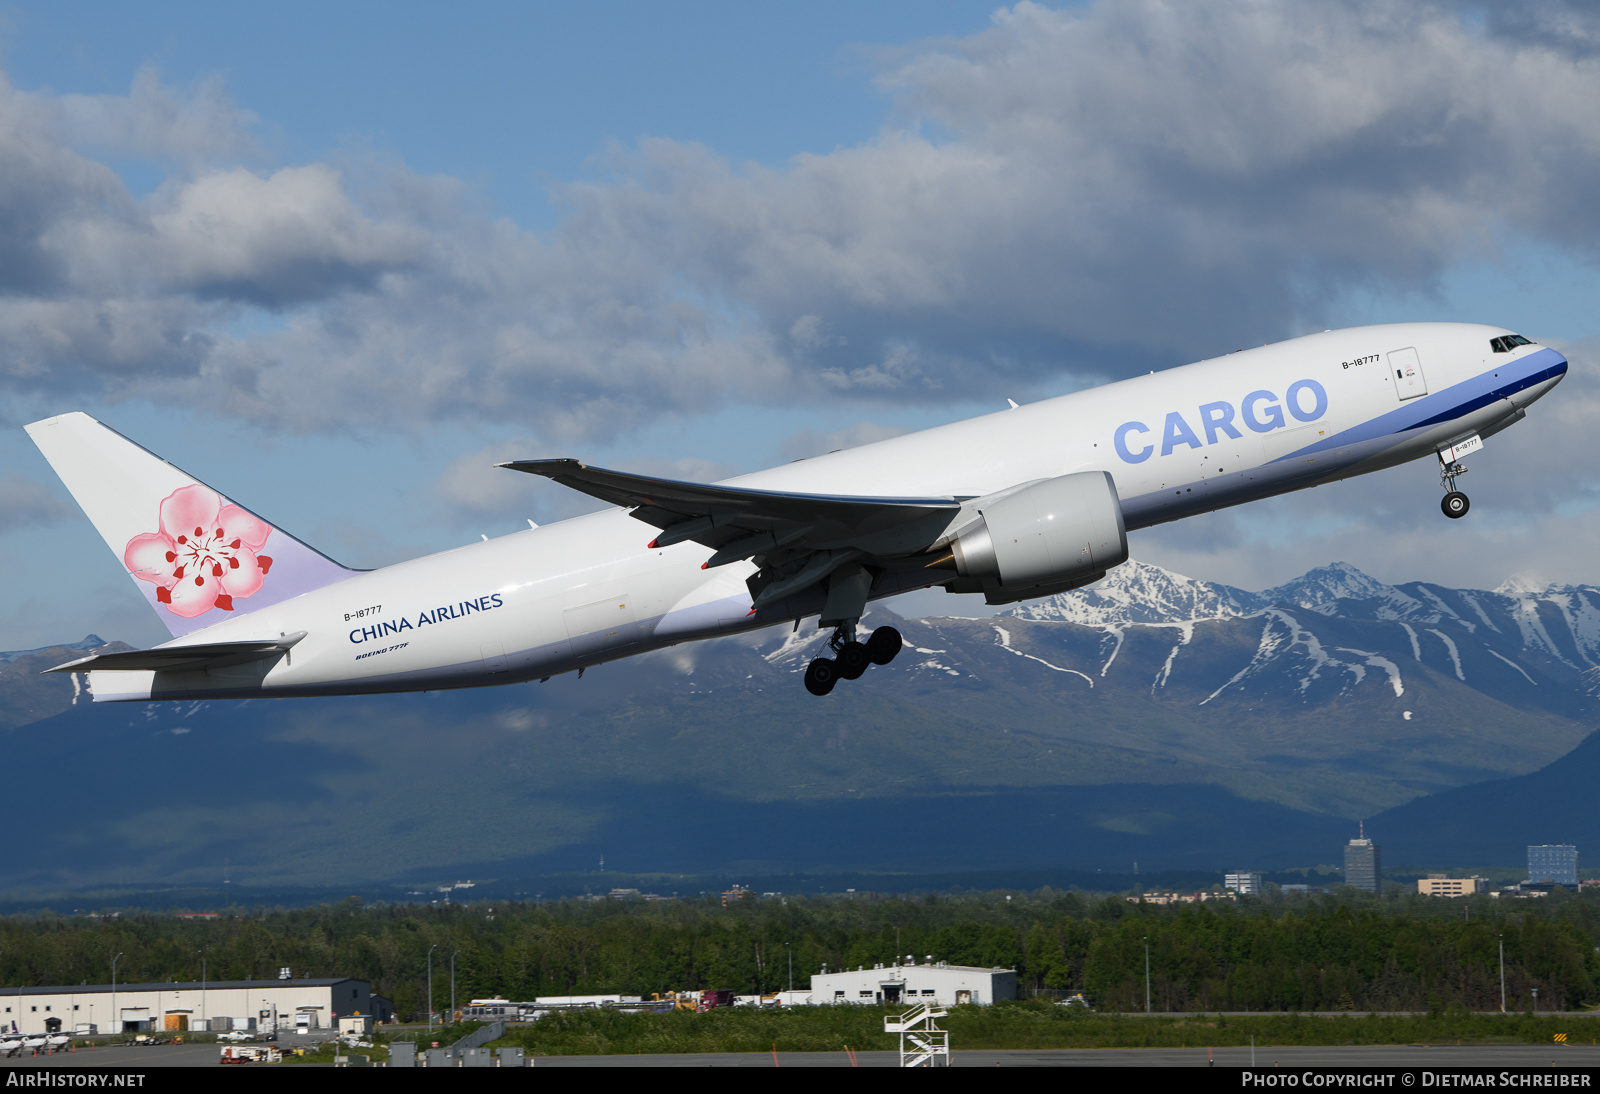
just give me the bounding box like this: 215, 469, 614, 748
55, 321, 1566, 701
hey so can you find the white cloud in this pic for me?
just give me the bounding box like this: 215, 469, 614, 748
48, 66, 259, 164
0, 472, 73, 532
4, 1, 1600, 452
433, 441, 746, 526
779, 421, 911, 463
61, 165, 422, 304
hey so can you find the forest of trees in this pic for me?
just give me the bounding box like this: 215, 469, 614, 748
1, 887, 1596, 1019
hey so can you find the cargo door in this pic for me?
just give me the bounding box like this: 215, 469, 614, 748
564, 594, 642, 660
1389, 346, 1428, 400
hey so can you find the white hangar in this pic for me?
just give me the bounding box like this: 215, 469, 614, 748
1, 978, 374, 1036
807, 960, 1017, 1007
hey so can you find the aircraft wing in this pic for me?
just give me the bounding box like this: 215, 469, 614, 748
45, 632, 307, 674
499, 459, 961, 563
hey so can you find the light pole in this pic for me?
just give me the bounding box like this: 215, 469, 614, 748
426, 944, 438, 1037
1143, 937, 1151, 1013
786, 944, 793, 992
1532, 988, 1539, 1014
450, 951, 459, 1025
1499, 935, 1506, 1014
198, 949, 208, 1031
111, 952, 125, 1037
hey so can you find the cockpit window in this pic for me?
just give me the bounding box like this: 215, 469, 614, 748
1490, 334, 1534, 353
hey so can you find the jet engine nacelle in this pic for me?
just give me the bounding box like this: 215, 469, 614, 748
948, 471, 1128, 600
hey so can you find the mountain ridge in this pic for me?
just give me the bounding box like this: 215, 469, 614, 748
2, 561, 1592, 888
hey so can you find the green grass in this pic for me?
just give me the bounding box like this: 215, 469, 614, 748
490, 1002, 1600, 1056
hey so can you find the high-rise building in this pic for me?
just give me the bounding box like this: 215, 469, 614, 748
1344, 826, 1380, 892
1225, 872, 1262, 895
1527, 845, 1578, 886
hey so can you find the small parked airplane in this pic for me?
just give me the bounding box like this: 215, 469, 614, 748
0, 1032, 68, 1056
27, 322, 1565, 700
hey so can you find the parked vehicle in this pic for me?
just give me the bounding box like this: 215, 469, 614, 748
220, 1045, 282, 1064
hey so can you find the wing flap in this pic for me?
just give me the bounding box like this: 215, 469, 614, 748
45, 632, 307, 674
499, 459, 960, 552
500, 458, 967, 618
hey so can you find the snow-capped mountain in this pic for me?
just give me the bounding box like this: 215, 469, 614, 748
1005, 559, 1417, 625
3, 564, 1597, 886
1006, 559, 1259, 624
0, 634, 107, 665
1007, 559, 1600, 679
750, 558, 1600, 820
1260, 562, 1412, 615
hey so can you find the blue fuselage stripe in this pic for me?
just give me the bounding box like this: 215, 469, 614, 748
1120, 347, 1567, 531
1272, 347, 1567, 463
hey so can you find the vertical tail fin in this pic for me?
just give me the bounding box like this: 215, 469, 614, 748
26, 412, 357, 637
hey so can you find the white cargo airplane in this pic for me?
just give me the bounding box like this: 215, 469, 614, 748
27, 322, 1565, 700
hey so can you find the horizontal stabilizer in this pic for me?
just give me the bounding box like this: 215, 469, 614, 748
46, 632, 306, 674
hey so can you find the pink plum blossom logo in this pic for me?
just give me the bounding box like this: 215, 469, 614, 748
123, 485, 274, 618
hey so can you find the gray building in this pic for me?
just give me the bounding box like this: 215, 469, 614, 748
1527, 844, 1578, 886
1225, 872, 1262, 895
1344, 833, 1380, 893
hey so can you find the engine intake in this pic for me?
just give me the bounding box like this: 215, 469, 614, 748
949, 471, 1127, 593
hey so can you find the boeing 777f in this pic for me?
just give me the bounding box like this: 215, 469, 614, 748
26, 322, 1566, 700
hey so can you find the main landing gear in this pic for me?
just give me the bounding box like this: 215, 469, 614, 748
1440, 459, 1470, 520
804, 623, 902, 696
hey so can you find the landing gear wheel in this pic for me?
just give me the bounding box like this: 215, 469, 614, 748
866, 626, 902, 665
837, 642, 870, 680
1441, 491, 1470, 519
804, 658, 839, 696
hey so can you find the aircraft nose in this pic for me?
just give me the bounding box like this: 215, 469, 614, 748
1507, 346, 1568, 410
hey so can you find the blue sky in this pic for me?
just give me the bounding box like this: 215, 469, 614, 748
1, 1, 1007, 225
4, 0, 1600, 650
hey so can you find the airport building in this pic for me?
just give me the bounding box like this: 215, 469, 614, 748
1527, 844, 1578, 886
0, 978, 376, 1037
804, 961, 1016, 1007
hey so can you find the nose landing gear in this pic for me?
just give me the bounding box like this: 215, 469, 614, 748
803, 622, 903, 696
1440, 458, 1470, 519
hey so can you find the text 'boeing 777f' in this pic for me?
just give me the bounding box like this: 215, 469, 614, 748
26, 322, 1566, 700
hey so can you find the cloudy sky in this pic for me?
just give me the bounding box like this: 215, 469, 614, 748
3, 0, 1600, 650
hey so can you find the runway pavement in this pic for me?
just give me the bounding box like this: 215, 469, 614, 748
3, 1041, 1596, 1068
530, 1044, 1600, 1067
0, 1043, 224, 1067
